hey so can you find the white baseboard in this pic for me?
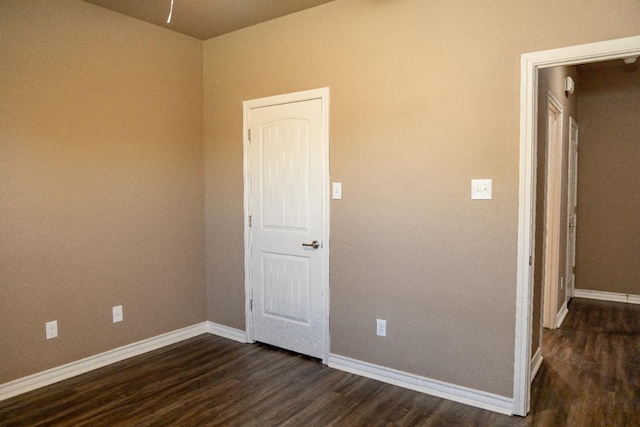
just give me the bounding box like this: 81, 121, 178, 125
328, 353, 513, 416
3, 324, 514, 417
555, 301, 569, 328
574, 289, 640, 305
0, 322, 209, 402
206, 321, 247, 343
1, 321, 250, 402
530, 347, 543, 383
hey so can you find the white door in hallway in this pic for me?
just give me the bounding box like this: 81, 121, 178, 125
244, 90, 328, 360
565, 118, 579, 301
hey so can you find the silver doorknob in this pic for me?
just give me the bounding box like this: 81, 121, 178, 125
302, 240, 320, 249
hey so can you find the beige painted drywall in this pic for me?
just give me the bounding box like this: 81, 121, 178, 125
0, 0, 206, 383
575, 67, 640, 295
203, 0, 640, 397
532, 66, 578, 348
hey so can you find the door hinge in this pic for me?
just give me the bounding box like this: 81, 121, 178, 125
250, 299, 253, 311
572, 266, 576, 274
248, 128, 251, 142
529, 255, 533, 266
249, 215, 252, 227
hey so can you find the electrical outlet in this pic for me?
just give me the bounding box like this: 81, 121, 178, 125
376, 319, 387, 337
46, 320, 58, 339
112, 305, 123, 323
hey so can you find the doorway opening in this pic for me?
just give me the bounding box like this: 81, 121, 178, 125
513, 35, 640, 417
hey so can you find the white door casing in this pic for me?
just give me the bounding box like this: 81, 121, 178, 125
514, 36, 640, 417
542, 92, 563, 330
243, 88, 329, 362
565, 118, 579, 301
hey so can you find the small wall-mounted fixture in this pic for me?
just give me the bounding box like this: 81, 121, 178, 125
565, 76, 575, 95
623, 56, 639, 73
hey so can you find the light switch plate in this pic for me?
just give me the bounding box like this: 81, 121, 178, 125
471, 179, 492, 200
332, 182, 342, 200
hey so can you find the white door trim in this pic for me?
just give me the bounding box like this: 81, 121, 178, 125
242, 88, 330, 363
514, 35, 640, 417
565, 117, 579, 301
542, 92, 563, 330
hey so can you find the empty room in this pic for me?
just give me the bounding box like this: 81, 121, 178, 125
1, 0, 639, 425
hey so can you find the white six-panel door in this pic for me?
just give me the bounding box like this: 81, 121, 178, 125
244, 90, 328, 360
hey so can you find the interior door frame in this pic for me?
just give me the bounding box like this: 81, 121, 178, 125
513, 35, 640, 417
565, 117, 579, 301
541, 92, 564, 330
242, 87, 331, 363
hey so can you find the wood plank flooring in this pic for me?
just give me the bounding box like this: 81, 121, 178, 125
528, 298, 640, 426
1, 298, 639, 426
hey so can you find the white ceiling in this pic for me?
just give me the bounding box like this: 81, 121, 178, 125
82, 0, 336, 40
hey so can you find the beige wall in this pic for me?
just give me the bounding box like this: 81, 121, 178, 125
203, 0, 640, 397
0, 1, 206, 383
533, 66, 578, 346
575, 67, 640, 295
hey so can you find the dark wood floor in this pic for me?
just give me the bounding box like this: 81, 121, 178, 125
2, 298, 639, 426
528, 298, 640, 426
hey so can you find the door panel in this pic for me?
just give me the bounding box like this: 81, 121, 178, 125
262, 252, 310, 323
247, 97, 326, 359
261, 120, 310, 231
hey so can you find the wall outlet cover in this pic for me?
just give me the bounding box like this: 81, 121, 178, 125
46, 320, 58, 340
376, 319, 387, 337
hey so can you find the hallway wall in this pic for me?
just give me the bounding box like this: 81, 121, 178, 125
575, 66, 640, 296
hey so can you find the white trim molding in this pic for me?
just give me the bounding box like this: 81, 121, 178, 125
1, 322, 249, 402
530, 348, 543, 383
514, 35, 640, 417
206, 321, 248, 343
555, 301, 569, 329
328, 354, 513, 416
574, 289, 640, 305
542, 90, 564, 330
0, 322, 210, 402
